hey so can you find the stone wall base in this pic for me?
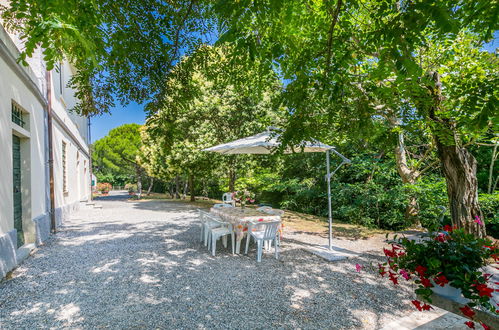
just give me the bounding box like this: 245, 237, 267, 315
1, 200, 80, 279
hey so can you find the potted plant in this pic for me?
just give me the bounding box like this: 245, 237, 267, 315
378, 221, 498, 329
125, 183, 137, 195
233, 190, 255, 211
97, 182, 112, 195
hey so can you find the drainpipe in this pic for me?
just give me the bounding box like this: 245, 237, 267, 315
88, 116, 92, 201
46, 70, 56, 233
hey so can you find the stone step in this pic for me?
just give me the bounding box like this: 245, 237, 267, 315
16, 243, 36, 264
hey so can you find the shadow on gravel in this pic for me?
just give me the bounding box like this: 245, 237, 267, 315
0, 198, 413, 329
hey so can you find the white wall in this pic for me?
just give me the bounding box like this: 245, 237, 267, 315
0, 26, 47, 241
0, 22, 90, 242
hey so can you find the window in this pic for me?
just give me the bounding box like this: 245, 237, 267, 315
11, 102, 26, 128
62, 142, 68, 192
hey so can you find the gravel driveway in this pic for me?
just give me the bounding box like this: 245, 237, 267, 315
1, 191, 418, 329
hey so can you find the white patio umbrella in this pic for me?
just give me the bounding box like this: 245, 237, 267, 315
203, 127, 351, 250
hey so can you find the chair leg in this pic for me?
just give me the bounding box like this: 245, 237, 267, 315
222, 235, 227, 248
231, 232, 235, 254
200, 224, 204, 242
257, 240, 263, 262
274, 237, 279, 259
211, 234, 217, 256
236, 240, 241, 254
245, 233, 251, 255
204, 226, 209, 246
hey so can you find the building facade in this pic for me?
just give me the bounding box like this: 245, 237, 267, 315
0, 23, 91, 278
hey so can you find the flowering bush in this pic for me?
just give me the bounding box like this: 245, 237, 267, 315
233, 190, 255, 208
97, 182, 112, 194
379, 223, 498, 329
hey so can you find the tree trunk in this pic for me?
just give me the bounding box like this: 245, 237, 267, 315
136, 166, 142, 198
228, 168, 236, 192
169, 179, 175, 199
182, 180, 188, 200
146, 177, 154, 196
427, 72, 485, 237
175, 175, 181, 199
488, 143, 498, 193
394, 131, 421, 223
189, 173, 195, 202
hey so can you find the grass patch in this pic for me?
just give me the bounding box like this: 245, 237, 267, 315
282, 210, 388, 240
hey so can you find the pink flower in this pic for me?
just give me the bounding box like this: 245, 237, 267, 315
474, 216, 483, 226
399, 269, 410, 280
355, 264, 363, 272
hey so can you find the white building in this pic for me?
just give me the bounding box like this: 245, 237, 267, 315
0, 22, 91, 278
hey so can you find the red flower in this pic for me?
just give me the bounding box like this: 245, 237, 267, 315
443, 224, 453, 232
420, 277, 433, 288
434, 275, 449, 287
412, 300, 422, 311
475, 284, 494, 298
465, 321, 475, 329
435, 233, 447, 242
258, 218, 264, 222
383, 248, 396, 258
459, 306, 475, 319
422, 304, 432, 311
415, 265, 427, 277
480, 322, 490, 330
388, 272, 398, 285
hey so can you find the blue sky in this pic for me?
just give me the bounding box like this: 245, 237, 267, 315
91, 101, 146, 142
91, 31, 498, 143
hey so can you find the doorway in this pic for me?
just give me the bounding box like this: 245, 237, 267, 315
12, 135, 24, 247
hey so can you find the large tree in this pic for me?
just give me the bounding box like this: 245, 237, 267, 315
213, 0, 499, 236
144, 46, 283, 200
93, 123, 145, 195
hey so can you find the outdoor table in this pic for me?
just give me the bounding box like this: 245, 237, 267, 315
209, 207, 281, 254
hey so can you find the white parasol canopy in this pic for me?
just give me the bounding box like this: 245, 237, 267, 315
203, 128, 351, 250
203, 130, 336, 155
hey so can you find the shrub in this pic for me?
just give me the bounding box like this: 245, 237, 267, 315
407, 178, 450, 230
125, 183, 137, 193
480, 192, 499, 238
97, 182, 112, 193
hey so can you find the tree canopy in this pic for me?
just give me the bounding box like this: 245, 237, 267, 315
3, 0, 498, 235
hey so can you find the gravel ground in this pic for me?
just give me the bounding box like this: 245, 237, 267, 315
0, 191, 417, 329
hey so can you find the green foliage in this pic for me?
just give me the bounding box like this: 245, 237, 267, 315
1, 0, 213, 115
142, 45, 283, 193
407, 178, 450, 230
95, 173, 130, 187
480, 193, 499, 238
93, 123, 142, 173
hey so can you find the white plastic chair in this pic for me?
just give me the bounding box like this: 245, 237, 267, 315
222, 192, 234, 205
264, 209, 284, 216
206, 214, 235, 256
245, 220, 281, 262
213, 203, 233, 208
257, 206, 273, 212
199, 210, 222, 246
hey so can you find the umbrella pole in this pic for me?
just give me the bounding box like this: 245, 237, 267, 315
326, 149, 333, 250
